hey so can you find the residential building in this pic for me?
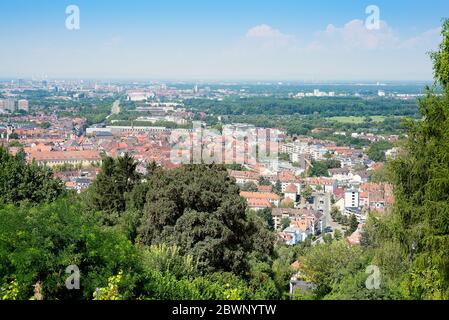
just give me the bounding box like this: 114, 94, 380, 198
27, 150, 102, 168
18, 99, 29, 112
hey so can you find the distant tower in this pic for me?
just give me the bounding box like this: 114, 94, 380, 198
4, 98, 15, 113
6, 122, 14, 143
18, 99, 29, 113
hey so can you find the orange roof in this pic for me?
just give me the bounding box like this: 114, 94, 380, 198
290, 220, 308, 231
240, 191, 280, 201
285, 184, 297, 193
360, 182, 386, 192
28, 150, 101, 162
360, 191, 369, 198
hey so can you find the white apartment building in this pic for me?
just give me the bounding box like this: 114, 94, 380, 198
345, 187, 359, 209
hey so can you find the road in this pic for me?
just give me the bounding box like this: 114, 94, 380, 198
312, 193, 346, 245
106, 99, 120, 119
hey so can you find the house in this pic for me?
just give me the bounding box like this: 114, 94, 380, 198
282, 227, 306, 245
272, 208, 323, 233
284, 183, 298, 202
27, 150, 102, 168
229, 170, 260, 185
247, 198, 272, 211
303, 177, 337, 194
272, 208, 302, 230
240, 191, 280, 207
270, 170, 302, 193
328, 167, 351, 182
257, 185, 273, 192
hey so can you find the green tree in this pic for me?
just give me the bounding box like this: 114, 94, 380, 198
0, 147, 65, 205
274, 180, 282, 195
301, 241, 364, 299
89, 153, 140, 224
301, 186, 313, 202
241, 181, 258, 192
134, 164, 274, 275
385, 19, 449, 299
0, 198, 141, 300
280, 217, 290, 230
255, 208, 275, 231
308, 161, 329, 177
349, 214, 359, 234
367, 141, 393, 162
279, 153, 290, 161
333, 229, 342, 241
258, 176, 272, 186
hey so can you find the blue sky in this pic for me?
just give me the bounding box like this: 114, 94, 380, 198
0, 0, 448, 80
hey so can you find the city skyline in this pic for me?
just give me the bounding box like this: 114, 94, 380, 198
0, 0, 448, 80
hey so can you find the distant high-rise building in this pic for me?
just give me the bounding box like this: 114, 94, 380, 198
0, 100, 4, 112
18, 99, 29, 112
3, 98, 15, 112
378, 90, 386, 97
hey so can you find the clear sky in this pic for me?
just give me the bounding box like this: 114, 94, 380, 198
0, 0, 448, 81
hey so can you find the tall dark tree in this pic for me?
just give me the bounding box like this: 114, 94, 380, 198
386, 19, 449, 299
132, 164, 274, 275
90, 153, 140, 224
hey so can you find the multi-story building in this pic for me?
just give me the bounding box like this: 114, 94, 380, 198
344, 186, 359, 209
18, 99, 29, 112
2, 99, 15, 112
27, 150, 102, 168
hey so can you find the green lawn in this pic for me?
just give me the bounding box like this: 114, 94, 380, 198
327, 116, 386, 124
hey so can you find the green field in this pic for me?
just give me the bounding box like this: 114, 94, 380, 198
327, 116, 386, 124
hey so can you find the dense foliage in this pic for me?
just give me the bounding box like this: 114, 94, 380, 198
291, 19, 449, 300
0, 151, 282, 300
186, 97, 419, 118
93, 160, 274, 276
367, 141, 394, 162
0, 148, 64, 204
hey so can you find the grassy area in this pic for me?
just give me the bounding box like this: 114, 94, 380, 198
327, 116, 386, 124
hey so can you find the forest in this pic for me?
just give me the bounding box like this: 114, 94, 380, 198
185, 96, 419, 118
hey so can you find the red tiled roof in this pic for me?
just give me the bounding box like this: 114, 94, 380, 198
240, 191, 280, 201
285, 183, 297, 193
28, 150, 101, 162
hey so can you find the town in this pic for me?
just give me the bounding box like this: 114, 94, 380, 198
2, 0, 449, 306
0, 79, 399, 251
